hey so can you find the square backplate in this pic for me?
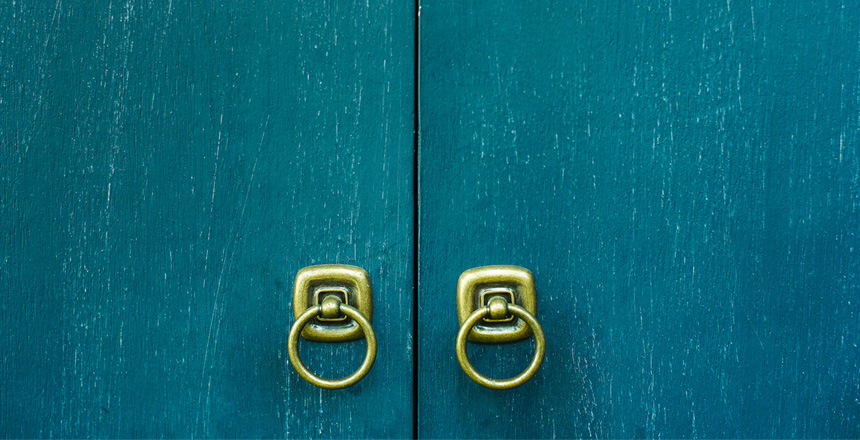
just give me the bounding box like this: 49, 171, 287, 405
293, 264, 372, 342
457, 265, 537, 344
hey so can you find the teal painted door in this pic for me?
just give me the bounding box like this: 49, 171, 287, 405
4, 0, 860, 438
418, 0, 860, 438
0, 0, 414, 437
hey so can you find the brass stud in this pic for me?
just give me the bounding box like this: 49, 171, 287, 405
319, 295, 342, 320
487, 296, 509, 320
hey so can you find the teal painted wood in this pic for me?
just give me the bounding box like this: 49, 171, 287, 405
418, 0, 860, 438
0, 0, 414, 437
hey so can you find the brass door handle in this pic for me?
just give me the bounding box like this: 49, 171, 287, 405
456, 297, 545, 389
455, 265, 546, 389
288, 295, 376, 389
288, 265, 376, 389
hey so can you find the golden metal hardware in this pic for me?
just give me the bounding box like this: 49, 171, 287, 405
455, 265, 546, 389
293, 264, 373, 342
457, 265, 538, 343
288, 264, 376, 389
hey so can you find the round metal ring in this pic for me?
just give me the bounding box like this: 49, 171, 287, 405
456, 303, 546, 389
288, 302, 377, 389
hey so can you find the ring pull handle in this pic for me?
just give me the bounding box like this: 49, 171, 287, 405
288, 264, 376, 389
455, 265, 546, 389
288, 295, 377, 389
456, 297, 546, 389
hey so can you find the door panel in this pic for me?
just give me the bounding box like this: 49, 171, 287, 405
419, 0, 860, 438
0, 0, 414, 437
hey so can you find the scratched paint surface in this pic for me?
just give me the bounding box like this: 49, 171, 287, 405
419, 0, 860, 438
0, 0, 413, 437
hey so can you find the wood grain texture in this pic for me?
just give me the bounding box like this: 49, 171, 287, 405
0, 0, 414, 437
418, 0, 860, 438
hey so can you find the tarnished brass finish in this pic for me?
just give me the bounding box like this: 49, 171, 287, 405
315, 287, 350, 322
455, 266, 545, 389
288, 296, 377, 389
480, 288, 516, 322
457, 265, 537, 343
293, 264, 373, 342
288, 264, 376, 389
456, 297, 546, 390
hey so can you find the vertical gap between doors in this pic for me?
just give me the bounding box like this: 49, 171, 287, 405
411, 0, 421, 438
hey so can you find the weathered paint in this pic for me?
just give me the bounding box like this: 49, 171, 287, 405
4, 0, 860, 437
0, 0, 414, 437
418, 0, 860, 437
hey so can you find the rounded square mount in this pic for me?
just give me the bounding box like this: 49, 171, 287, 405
293, 264, 373, 342
457, 265, 537, 344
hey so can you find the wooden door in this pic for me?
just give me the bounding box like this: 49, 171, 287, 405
418, 0, 860, 437
0, 1, 414, 437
